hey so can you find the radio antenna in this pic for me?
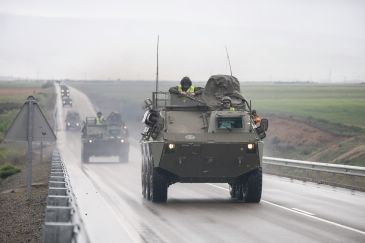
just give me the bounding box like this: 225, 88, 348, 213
156, 35, 160, 93
225, 46, 233, 76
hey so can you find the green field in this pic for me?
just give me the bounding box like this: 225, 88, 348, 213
241, 83, 365, 129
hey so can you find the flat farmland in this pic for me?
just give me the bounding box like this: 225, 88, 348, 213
242, 83, 365, 130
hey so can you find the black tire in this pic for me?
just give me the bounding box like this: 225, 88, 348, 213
146, 163, 151, 200
142, 162, 147, 199
82, 147, 89, 163
243, 168, 262, 203
235, 184, 244, 200
150, 168, 168, 203
229, 183, 236, 198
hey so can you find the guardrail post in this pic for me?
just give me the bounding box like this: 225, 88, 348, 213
263, 156, 365, 192
43, 150, 89, 243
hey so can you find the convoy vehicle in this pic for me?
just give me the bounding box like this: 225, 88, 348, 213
65, 111, 81, 131
62, 96, 73, 107
141, 75, 268, 202
60, 85, 70, 97
81, 114, 129, 163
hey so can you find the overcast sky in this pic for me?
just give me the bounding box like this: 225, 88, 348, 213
0, 0, 364, 82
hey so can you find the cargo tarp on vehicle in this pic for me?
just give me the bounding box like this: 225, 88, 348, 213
202, 75, 246, 109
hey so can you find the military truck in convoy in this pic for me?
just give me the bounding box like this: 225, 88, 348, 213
62, 96, 73, 107
60, 85, 70, 97
65, 111, 81, 131
81, 112, 129, 163
141, 75, 268, 203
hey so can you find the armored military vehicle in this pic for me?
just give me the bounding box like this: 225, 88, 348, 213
60, 85, 70, 97
81, 113, 129, 163
141, 75, 268, 203
62, 96, 73, 107
65, 110, 81, 131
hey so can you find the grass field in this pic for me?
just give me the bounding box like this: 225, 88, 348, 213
241, 83, 365, 130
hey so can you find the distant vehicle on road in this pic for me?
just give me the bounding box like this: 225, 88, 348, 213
65, 111, 81, 131
62, 96, 72, 107
141, 75, 268, 203
60, 85, 70, 97
81, 114, 129, 163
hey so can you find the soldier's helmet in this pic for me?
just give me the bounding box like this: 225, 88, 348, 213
180, 77, 192, 89
222, 96, 232, 103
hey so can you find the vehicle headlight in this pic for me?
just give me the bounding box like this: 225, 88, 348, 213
76, 123, 79, 126
67, 122, 70, 126
88, 139, 93, 143
123, 126, 127, 129
120, 139, 124, 143
168, 143, 175, 150
247, 143, 254, 150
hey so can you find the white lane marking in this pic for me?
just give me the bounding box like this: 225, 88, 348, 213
206, 183, 365, 236
207, 183, 229, 191
82, 162, 143, 242
291, 208, 315, 216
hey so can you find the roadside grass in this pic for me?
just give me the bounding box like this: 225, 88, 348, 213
0, 164, 21, 179
0, 145, 26, 162
0, 94, 33, 104
254, 98, 365, 130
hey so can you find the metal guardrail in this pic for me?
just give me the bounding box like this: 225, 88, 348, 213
263, 156, 365, 191
43, 150, 89, 243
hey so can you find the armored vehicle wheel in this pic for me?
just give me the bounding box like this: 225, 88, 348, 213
149, 168, 168, 203
229, 184, 236, 198
235, 184, 244, 200
141, 162, 148, 198
82, 148, 89, 163
242, 168, 262, 203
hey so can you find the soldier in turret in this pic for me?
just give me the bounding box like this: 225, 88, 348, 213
221, 96, 236, 111
95, 111, 105, 125
169, 77, 203, 96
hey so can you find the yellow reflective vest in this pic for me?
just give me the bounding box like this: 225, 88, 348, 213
178, 84, 195, 93
96, 116, 104, 125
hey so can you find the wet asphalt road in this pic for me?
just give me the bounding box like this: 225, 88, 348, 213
56, 85, 365, 243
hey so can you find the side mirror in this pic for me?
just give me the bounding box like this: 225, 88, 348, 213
255, 118, 268, 140
142, 110, 159, 126
260, 118, 268, 131
144, 98, 153, 109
